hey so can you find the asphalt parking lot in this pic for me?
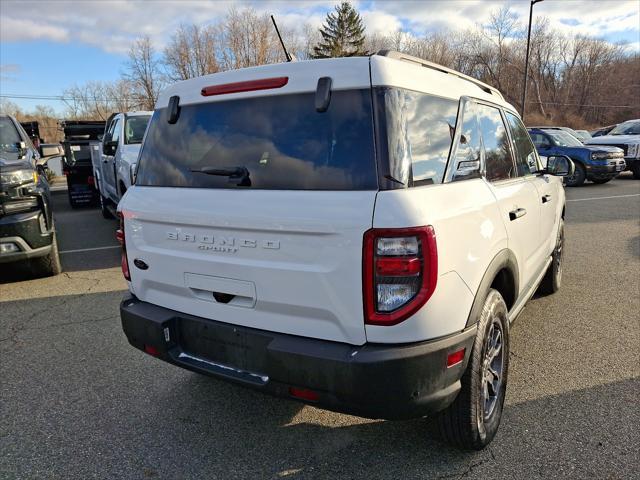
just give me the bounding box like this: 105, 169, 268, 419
1, 175, 639, 480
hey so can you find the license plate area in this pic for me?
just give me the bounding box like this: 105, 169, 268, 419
177, 317, 271, 376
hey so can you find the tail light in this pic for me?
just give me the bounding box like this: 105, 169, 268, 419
363, 226, 437, 326
116, 212, 131, 281
201, 77, 288, 97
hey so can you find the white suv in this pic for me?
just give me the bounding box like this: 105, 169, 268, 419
118, 51, 570, 449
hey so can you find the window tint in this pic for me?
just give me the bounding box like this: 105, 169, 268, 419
451, 101, 482, 181
529, 132, 550, 149
136, 90, 377, 190
125, 115, 151, 145
505, 112, 538, 176
477, 104, 514, 181
0, 117, 26, 161
545, 130, 581, 147
380, 88, 458, 186
110, 118, 122, 144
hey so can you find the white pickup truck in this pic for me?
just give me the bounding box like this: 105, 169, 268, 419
117, 51, 571, 449
92, 111, 151, 218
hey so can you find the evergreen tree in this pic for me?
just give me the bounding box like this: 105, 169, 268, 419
312, 2, 367, 59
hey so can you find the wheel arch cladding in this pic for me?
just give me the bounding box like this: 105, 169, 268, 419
465, 249, 518, 328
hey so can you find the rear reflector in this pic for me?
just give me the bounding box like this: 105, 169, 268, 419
447, 348, 465, 367
144, 344, 160, 357
201, 77, 288, 97
289, 387, 319, 402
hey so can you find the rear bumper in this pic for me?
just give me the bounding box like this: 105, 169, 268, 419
120, 295, 477, 420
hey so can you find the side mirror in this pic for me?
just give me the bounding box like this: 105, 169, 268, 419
546, 155, 574, 177
39, 144, 64, 158
103, 140, 117, 156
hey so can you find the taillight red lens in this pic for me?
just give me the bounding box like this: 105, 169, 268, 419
201, 77, 288, 97
363, 226, 437, 326
116, 212, 131, 281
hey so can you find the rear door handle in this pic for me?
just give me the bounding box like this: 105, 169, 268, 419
509, 208, 527, 221
542, 194, 552, 204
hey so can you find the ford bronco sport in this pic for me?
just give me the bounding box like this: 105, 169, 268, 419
119, 51, 571, 449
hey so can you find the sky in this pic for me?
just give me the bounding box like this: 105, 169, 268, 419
1, 0, 638, 114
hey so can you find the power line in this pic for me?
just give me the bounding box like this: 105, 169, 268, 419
0, 93, 146, 103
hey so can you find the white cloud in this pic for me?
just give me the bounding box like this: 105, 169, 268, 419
362, 10, 402, 36
0, 0, 637, 55
0, 16, 69, 43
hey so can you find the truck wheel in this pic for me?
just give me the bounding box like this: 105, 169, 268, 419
100, 194, 114, 219
31, 230, 62, 277
632, 164, 640, 180
539, 218, 564, 295
564, 163, 585, 187
436, 289, 509, 450
590, 177, 611, 184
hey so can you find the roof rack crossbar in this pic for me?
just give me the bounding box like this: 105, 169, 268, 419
374, 50, 504, 100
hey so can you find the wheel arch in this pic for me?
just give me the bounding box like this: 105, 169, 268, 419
465, 249, 519, 327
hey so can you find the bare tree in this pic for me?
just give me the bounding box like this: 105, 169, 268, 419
125, 35, 165, 110
164, 24, 220, 81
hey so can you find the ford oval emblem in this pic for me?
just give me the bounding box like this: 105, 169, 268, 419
133, 258, 149, 270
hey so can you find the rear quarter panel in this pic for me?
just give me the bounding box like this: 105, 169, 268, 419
369, 179, 508, 343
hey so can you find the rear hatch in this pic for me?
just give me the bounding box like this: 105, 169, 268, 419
121, 59, 376, 345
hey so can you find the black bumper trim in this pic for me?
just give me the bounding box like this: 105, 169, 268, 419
120, 295, 477, 420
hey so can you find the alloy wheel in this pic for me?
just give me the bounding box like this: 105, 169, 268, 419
481, 319, 504, 420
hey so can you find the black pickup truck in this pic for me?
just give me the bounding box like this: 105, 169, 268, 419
1, 114, 61, 276
61, 120, 105, 208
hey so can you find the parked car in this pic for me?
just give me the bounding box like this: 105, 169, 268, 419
60, 120, 105, 208
93, 111, 151, 219
528, 126, 584, 143
573, 129, 592, 143
0, 114, 61, 276
591, 124, 617, 137
118, 50, 571, 450
586, 119, 640, 179
528, 127, 625, 186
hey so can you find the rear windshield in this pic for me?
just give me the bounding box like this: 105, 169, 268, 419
136, 90, 377, 190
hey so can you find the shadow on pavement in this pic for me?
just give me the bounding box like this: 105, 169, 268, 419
1, 289, 638, 479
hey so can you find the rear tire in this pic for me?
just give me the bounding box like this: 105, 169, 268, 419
31, 230, 62, 277
632, 164, 640, 180
436, 289, 509, 450
564, 162, 586, 187
539, 218, 564, 295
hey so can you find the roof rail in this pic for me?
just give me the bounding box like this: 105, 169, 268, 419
374, 50, 504, 100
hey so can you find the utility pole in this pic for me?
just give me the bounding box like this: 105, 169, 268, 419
521, 0, 544, 120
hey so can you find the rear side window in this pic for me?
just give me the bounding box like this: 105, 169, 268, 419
378, 88, 458, 186
477, 104, 514, 181
505, 112, 539, 176
136, 90, 377, 190
451, 101, 482, 181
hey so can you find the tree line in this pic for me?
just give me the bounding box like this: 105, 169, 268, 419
1, 2, 637, 142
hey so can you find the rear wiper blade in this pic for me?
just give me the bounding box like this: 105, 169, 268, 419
191, 166, 248, 177
190, 166, 251, 187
